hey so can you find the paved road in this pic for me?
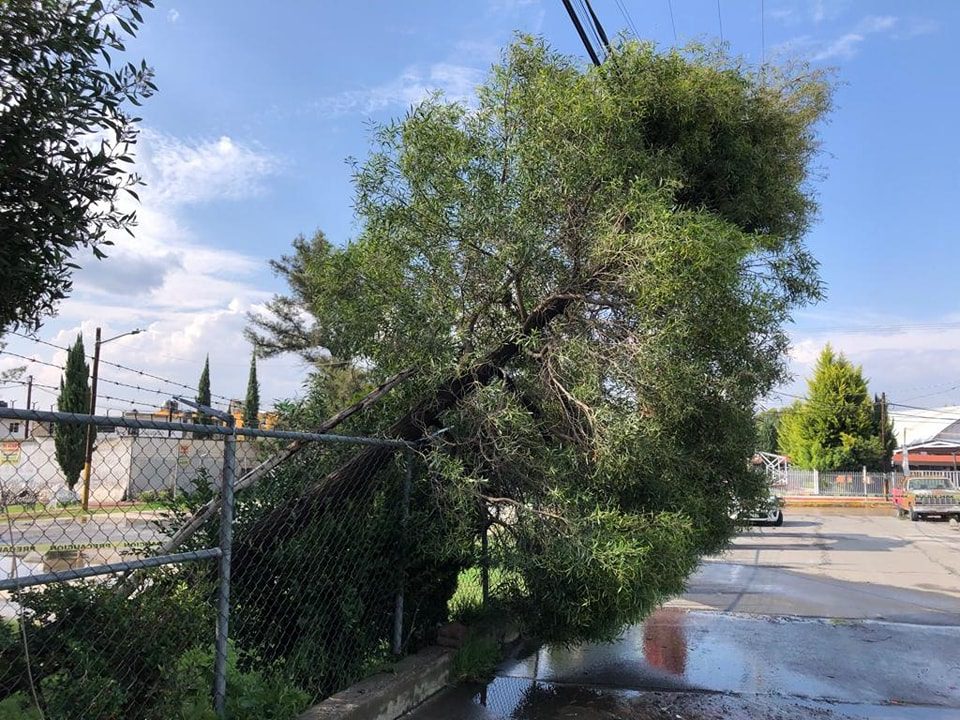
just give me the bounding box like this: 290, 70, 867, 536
0, 513, 164, 617
406, 510, 960, 720
678, 509, 960, 625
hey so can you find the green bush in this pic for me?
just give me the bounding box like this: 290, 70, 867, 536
0, 693, 41, 720
159, 645, 309, 720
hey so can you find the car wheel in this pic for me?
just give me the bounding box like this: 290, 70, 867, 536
909, 508, 920, 522
772, 510, 784, 527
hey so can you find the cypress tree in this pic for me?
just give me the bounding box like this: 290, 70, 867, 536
54, 334, 90, 491
194, 355, 211, 438
243, 352, 260, 429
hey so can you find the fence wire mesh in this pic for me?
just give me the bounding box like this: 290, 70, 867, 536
0, 411, 223, 719
0, 407, 454, 719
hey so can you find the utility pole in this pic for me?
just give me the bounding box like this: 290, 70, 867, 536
880, 392, 887, 471
81, 326, 142, 510
24, 375, 32, 440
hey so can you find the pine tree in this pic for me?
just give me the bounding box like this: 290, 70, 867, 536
779, 346, 886, 470
194, 355, 211, 438
243, 352, 260, 429
54, 334, 90, 491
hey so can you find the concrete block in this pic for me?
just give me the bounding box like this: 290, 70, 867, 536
298, 646, 453, 720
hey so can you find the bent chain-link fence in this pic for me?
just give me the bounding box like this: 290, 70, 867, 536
0, 406, 428, 719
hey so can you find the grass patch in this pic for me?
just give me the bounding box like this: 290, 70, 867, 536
451, 634, 501, 683
2, 501, 172, 521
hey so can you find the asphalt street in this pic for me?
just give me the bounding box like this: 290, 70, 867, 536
405, 510, 960, 720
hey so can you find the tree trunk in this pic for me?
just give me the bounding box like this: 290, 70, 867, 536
231, 290, 582, 577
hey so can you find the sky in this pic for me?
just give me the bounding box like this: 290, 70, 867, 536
2, 0, 959, 417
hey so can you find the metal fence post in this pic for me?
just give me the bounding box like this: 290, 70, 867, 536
813, 468, 820, 495
481, 522, 489, 607
214, 416, 237, 718
392, 449, 413, 656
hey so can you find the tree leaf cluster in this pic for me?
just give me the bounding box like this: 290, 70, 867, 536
0, 0, 156, 332
778, 345, 892, 470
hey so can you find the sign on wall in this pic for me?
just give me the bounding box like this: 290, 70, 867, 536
1, 440, 21, 465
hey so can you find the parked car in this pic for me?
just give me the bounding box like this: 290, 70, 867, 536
733, 492, 784, 526
893, 475, 960, 521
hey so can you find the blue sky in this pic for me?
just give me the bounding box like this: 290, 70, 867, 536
2, 0, 959, 415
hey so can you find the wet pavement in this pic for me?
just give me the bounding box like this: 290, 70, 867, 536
404, 511, 960, 719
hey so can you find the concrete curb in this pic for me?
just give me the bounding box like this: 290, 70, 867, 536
297, 646, 453, 720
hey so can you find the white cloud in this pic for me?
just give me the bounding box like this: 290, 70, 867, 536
138, 132, 278, 205
812, 32, 865, 61
0, 128, 306, 414
771, 317, 960, 408
167, 8, 179, 23
311, 63, 484, 117
812, 0, 826, 23
857, 15, 897, 33
811, 16, 898, 61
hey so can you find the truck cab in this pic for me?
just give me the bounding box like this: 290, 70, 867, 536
893, 475, 960, 521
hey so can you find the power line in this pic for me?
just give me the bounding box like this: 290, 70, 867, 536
666, 0, 678, 43
576, 0, 604, 55
561, 0, 602, 66
614, 0, 639, 37
582, 0, 612, 54
766, 389, 960, 424
760, 0, 765, 64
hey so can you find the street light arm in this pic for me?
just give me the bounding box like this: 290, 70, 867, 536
100, 328, 143, 345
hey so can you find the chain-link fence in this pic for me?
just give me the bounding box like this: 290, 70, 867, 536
0, 405, 440, 719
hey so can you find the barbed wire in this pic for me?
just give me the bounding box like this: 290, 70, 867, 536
5, 331, 235, 403
2, 349, 232, 409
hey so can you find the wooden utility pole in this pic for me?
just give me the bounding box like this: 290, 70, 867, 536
24, 375, 32, 440
880, 392, 887, 470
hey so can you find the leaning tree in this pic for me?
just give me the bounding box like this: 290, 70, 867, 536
240, 38, 829, 643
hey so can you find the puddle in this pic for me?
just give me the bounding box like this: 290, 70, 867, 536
499, 608, 960, 707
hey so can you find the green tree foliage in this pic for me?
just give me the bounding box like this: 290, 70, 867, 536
778, 346, 889, 470
246, 38, 830, 643
755, 409, 783, 454
0, 0, 156, 333
54, 335, 89, 490
193, 355, 211, 437
243, 352, 260, 429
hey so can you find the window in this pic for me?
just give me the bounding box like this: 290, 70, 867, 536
8, 422, 19, 434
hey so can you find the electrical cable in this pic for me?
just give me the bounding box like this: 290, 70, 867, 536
667, 0, 678, 43
582, 0, 612, 52
614, 0, 639, 37
561, 0, 602, 66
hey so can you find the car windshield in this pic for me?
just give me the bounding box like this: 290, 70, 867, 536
911, 478, 952, 490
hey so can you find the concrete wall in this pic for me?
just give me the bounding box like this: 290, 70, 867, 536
0, 436, 133, 504
0, 434, 264, 503
127, 437, 262, 499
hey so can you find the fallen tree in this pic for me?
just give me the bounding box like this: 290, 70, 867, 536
0, 38, 833, 716
238, 38, 831, 643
